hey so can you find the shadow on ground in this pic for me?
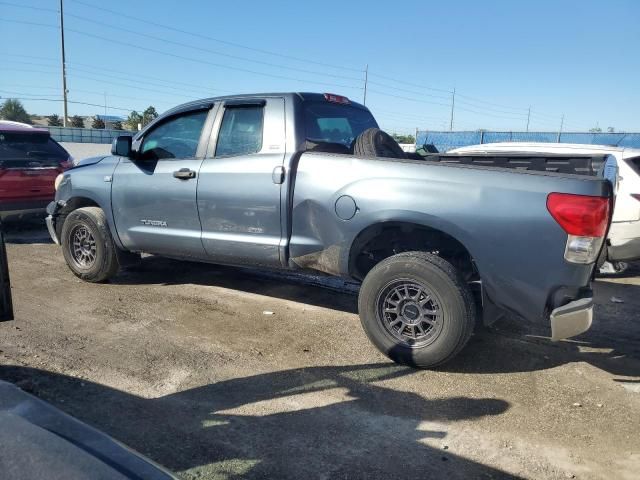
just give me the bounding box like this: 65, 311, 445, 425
1, 217, 52, 245
113, 255, 640, 380
0, 364, 518, 479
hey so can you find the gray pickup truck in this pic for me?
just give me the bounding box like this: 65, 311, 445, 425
46, 92, 616, 367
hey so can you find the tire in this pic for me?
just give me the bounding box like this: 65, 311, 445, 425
358, 252, 475, 368
353, 128, 406, 159
61, 207, 120, 282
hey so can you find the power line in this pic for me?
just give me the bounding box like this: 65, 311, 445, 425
3, 59, 214, 100
0, 93, 133, 112
366, 89, 452, 108
367, 72, 452, 94
366, 80, 451, 101
0, 18, 363, 91
62, 10, 365, 83
69, 0, 364, 73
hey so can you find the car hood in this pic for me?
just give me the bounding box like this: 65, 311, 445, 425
0, 380, 176, 479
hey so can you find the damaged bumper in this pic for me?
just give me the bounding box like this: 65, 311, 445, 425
45, 201, 61, 245
550, 297, 593, 341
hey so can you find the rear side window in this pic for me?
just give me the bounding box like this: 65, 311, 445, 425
303, 102, 378, 148
215, 106, 264, 157
140, 110, 208, 161
0, 132, 68, 167
627, 156, 640, 176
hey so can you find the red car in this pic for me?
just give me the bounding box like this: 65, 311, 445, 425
0, 122, 72, 218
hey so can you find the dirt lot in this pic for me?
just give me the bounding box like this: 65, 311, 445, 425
1, 220, 639, 480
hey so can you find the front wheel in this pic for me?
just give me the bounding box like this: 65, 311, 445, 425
61, 207, 120, 282
358, 252, 475, 368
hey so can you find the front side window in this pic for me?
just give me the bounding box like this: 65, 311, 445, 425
140, 110, 208, 161
215, 106, 264, 157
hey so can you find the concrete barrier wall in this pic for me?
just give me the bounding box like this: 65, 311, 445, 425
61, 142, 111, 162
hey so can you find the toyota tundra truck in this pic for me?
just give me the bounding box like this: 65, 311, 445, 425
45, 92, 616, 367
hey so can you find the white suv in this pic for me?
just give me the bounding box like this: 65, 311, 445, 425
450, 142, 640, 268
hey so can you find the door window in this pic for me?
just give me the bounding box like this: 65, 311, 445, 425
140, 110, 208, 161
215, 106, 264, 157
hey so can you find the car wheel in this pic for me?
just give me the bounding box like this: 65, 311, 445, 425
358, 251, 475, 368
61, 207, 120, 282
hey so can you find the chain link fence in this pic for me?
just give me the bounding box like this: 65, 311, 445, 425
416, 131, 640, 152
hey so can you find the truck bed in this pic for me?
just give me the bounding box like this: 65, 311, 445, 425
419, 153, 606, 176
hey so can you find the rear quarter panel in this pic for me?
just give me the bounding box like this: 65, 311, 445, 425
290, 153, 610, 323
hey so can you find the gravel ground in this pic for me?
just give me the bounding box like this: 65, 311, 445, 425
0, 220, 639, 480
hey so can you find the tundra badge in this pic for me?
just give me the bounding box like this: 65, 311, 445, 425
140, 219, 168, 227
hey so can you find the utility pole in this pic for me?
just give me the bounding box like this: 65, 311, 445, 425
59, 0, 68, 127
363, 64, 368, 106
449, 87, 456, 131
557, 114, 564, 142
526, 106, 531, 132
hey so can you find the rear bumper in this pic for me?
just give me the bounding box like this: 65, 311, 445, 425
0, 199, 50, 219
550, 297, 593, 341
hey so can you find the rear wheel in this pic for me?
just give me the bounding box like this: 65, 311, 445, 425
61, 207, 120, 282
358, 252, 475, 368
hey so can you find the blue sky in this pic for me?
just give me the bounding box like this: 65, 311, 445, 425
1, 0, 639, 133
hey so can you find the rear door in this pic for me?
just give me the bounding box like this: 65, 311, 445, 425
0, 131, 69, 205
197, 97, 286, 266
111, 105, 215, 258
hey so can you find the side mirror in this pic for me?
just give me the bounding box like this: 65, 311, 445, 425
111, 135, 133, 157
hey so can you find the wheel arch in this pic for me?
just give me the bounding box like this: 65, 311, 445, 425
54, 195, 123, 249
347, 219, 479, 281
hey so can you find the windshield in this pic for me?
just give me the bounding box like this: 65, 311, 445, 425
303, 102, 378, 148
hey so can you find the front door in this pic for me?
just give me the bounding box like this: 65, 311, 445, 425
197, 98, 286, 267
111, 107, 213, 258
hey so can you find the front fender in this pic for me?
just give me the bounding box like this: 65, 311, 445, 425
50, 157, 123, 249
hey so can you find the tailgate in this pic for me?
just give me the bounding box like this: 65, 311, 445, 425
0, 164, 60, 201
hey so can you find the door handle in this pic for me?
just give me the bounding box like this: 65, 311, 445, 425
173, 168, 196, 180
272, 166, 285, 184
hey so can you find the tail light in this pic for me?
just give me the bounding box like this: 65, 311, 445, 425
547, 193, 610, 264
59, 156, 73, 170
323, 93, 350, 104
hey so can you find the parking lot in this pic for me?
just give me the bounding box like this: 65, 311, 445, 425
0, 220, 639, 480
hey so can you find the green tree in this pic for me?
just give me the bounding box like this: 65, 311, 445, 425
126, 110, 143, 131
0, 99, 31, 124
46, 114, 63, 126
112, 120, 124, 130
70, 115, 85, 128
589, 126, 602, 133
142, 106, 158, 127
607, 127, 615, 133
91, 115, 105, 129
